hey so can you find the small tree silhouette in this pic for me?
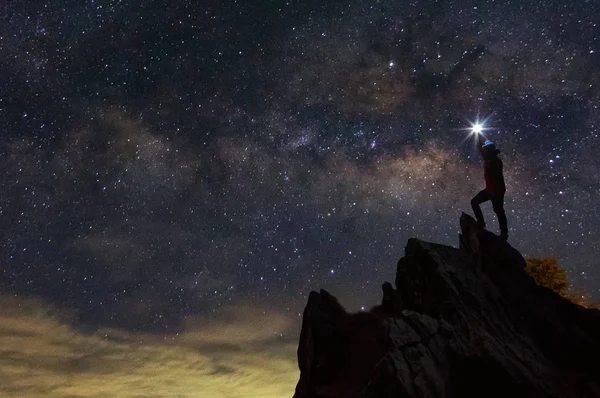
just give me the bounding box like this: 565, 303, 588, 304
525, 257, 568, 296
526, 257, 599, 309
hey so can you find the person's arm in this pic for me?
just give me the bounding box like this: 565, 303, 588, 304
478, 136, 485, 156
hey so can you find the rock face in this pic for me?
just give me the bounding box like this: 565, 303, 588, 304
293, 213, 600, 398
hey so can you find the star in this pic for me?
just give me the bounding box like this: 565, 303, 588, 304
472, 123, 483, 135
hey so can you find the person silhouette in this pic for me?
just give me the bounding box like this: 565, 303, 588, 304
471, 137, 508, 240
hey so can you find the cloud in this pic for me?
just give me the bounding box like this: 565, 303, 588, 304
0, 296, 299, 398
180, 304, 296, 347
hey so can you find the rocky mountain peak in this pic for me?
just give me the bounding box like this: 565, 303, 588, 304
293, 213, 600, 398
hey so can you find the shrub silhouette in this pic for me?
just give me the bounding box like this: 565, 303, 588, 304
526, 257, 598, 309
525, 257, 568, 296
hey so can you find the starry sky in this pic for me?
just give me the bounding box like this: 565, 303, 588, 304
1, 0, 599, 395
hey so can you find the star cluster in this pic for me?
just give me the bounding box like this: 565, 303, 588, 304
1, 0, 599, 340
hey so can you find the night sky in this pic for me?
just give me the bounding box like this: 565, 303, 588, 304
1, 0, 599, 395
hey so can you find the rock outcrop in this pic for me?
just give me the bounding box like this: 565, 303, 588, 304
293, 213, 600, 398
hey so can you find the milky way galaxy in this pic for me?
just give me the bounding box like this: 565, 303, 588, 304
1, 0, 599, 395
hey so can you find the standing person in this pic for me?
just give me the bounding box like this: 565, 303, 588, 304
471, 137, 508, 240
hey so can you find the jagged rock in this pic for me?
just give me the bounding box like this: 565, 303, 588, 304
293, 213, 600, 398
380, 281, 403, 314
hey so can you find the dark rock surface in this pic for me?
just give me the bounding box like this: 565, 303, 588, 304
293, 213, 600, 398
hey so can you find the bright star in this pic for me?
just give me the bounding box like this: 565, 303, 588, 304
458, 116, 494, 143
468, 116, 493, 137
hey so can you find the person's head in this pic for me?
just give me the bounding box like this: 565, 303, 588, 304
482, 140, 500, 159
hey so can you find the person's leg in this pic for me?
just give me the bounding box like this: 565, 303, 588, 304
471, 190, 490, 228
491, 194, 508, 239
